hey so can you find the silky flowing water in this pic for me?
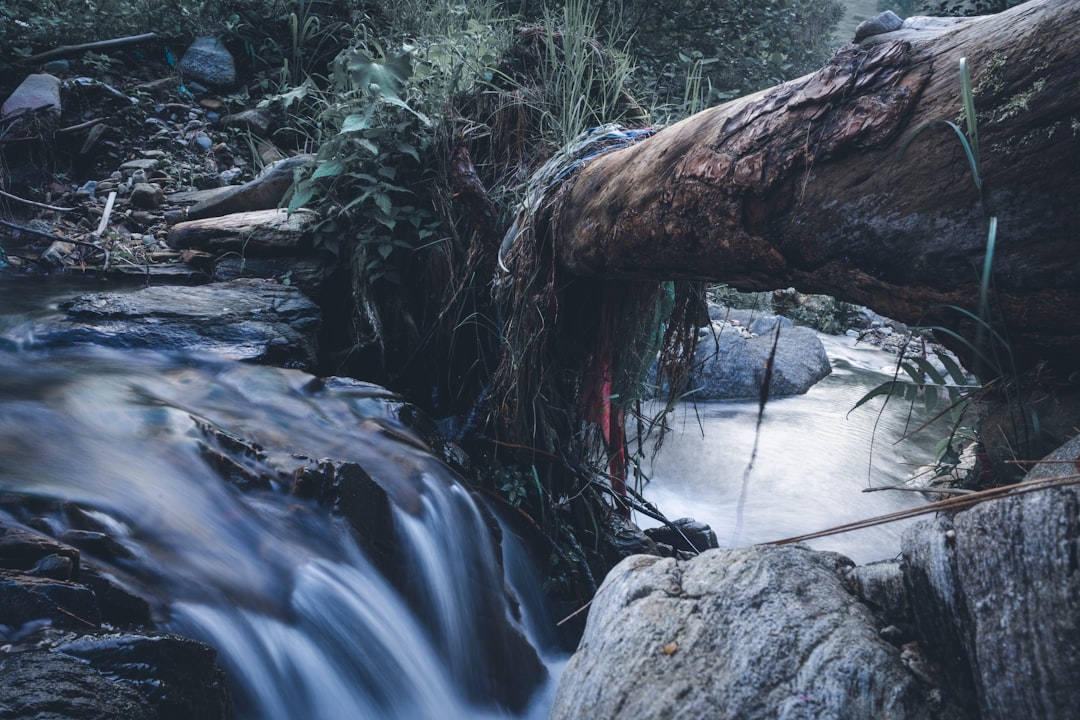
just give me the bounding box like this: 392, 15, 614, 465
0, 280, 945, 715
0, 276, 563, 718
641, 332, 945, 564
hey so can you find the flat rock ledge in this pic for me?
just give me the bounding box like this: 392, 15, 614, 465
2, 278, 320, 370
551, 545, 931, 720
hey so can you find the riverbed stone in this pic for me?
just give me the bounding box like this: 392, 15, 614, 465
689, 321, 831, 399
551, 546, 931, 720
902, 434, 1080, 719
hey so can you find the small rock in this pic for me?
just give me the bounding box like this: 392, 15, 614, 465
178, 37, 236, 88
1, 73, 62, 118
77, 180, 98, 199
139, 150, 168, 160
130, 210, 159, 226
119, 158, 160, 177
855, 10, 905, 42
191, 132, 213, 151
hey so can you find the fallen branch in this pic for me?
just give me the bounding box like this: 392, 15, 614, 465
0, 189, 76, 212
22, 32, 158, 65
862, 484, 974, 496
0, 219, 101, 250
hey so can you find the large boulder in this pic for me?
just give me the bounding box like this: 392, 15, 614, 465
902, 434, 1080, 719
689, 320, 831, 399
551, 546, 931, 720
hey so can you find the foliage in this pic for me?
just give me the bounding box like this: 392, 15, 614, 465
503, 0, 844, 113
919, 0, 1030, 16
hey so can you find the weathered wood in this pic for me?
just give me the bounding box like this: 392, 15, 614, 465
552, 0, 1080, 372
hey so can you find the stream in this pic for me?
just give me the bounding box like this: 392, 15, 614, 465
0, 280, 943, 716
641, 332, 944, 564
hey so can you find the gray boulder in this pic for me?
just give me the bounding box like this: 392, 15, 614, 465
903, 434, 1080, 719
551, 546, 930, 720
1, 73, 61, 118
179, 37, 237, 88
690, 322, 831, 399
3, 279, 320, 369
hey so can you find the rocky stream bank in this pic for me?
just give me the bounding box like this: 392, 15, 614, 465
1, 29, 1078, 720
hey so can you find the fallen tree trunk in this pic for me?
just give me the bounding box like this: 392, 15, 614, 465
551, 0, 1080, 373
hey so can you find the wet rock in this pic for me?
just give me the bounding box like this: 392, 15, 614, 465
212, 255, 338, 294
551, 547, 931, 720
76, 563, 152, 626
903, 434, 1080, 719
57, 632, 232, 719
644, 517, 719, 555
1, 73, 61, 118
0, 570, 102, 628
5, 279, 321, 370
61, 529, 134, 562
604, 513, 660, 564
179, 37, 237, 89
0, 526, 80, 575
0, 650, 156, 719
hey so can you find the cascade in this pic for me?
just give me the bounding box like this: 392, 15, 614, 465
0, 346, 557, 719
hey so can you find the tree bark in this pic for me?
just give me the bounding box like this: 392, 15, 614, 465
551, 0, 1080, 372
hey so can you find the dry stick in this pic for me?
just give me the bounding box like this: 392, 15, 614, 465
764, 472, 1080, 546
0, 188, 76, 212
57, 117, 105, 134
22, 32, 158, 64
863, 484, 974, 495
557, 599, 593, 627
0, 219, 96, 248
95, 191, 117, 236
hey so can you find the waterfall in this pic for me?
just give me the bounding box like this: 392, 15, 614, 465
0, 347, 557, 718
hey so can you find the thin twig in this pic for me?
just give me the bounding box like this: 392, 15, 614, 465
0, 188, 76, 212
863, 484, 974, 495
56, 118, 105, 134
556, 599, 592, 626
763, 472, 1080, 546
